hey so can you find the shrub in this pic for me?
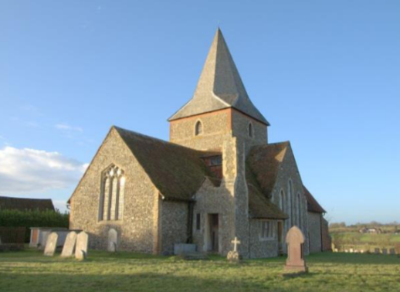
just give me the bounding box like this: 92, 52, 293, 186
0, 210, 69, 242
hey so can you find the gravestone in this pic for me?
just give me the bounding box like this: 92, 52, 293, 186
284, 226, 308, 273
349, 248, 354, 253
227, 237, 242, 262
374, 248, 380, 254
382, 248, 388, 255
61, 232, 77, 257
389, 248, 396, 255
75, 232, 89, 260
44, 232, 58, 256
107, 229, 118, 252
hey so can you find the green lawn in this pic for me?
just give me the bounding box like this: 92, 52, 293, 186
1, 249, 400, 292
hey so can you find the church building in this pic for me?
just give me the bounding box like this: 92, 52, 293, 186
69, 29, 329, 258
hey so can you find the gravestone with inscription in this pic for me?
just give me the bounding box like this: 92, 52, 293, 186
44, 232, 58, 256
61, 232, 77, 257
107, 229, 118, 252
75, 232, 89, 260
284, 226, 308, 273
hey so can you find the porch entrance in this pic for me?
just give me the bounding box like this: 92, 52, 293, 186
206, 214, 219, 253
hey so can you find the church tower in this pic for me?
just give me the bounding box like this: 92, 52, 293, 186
169, 29, 269, 153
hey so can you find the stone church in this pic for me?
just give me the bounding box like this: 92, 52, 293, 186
69, 29, 329, 258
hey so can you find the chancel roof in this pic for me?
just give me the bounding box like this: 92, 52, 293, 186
303, 186, 326, 213
169, 29, 269, 125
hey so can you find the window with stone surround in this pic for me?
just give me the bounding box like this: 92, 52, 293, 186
99, 165, 125, 221
260, 220, 275, 240
195, 120, 203, 136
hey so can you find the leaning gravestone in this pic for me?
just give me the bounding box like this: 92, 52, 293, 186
107, 229, 118, 252
382, 248, 388, 255
61, 231, 77, 257
75, 232, 88, 260
284, 226, 308, 273
44, 232, 58, 256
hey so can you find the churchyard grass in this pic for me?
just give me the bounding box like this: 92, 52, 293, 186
1, 249, 400, 292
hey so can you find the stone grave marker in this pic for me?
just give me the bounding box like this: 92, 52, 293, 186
284, 226, 308, 273
227, 237, 242, 262
349, 248, 354, 253
75, 232, 89, 260
390, 248, 396, 255
44, 232, 58, 256
107, 229, 118, 252
61, 231, 77, 257
382, 248, 388, 255
374, 248, 380, 254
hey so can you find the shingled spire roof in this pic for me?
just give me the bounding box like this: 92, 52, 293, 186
169, 29, 269, 125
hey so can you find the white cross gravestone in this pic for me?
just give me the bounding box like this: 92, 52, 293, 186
61, 232, 77, 257
227, 236, 242, 262
75, 232, 89, 260
107, 229, 118, 252
44, 232, 58, 256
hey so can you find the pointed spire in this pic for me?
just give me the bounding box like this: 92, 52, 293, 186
169, 29, 269, 125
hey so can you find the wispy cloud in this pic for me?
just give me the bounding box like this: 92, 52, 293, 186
0, 146, 88, 194
55, 123, 83, 132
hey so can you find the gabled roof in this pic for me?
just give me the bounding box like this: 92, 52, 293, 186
114, 127, 217, 201
247, 142, 290, 198
303, 186, 326, 213
0, 196, 54, 212
169, 29, 269, 125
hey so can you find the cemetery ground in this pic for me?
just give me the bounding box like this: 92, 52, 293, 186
1, 250, 400, 292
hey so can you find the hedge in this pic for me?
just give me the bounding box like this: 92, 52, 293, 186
0, 210, 69, 242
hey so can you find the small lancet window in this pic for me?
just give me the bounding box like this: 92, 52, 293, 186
195, 121, 203, 136
248, 123, 253, 138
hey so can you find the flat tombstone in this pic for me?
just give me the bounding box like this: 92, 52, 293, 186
107, 229, 118, 252
75, 232, 89, 260
374, 248, 380, 254
61, 232, 77, 257
382, 248, 388, 255
285, 226, 308, 273
390, 248, 396, 255
44, 232, 58, 256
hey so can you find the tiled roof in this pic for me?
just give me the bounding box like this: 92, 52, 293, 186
0, 196, 54, 212
303, 186, 326, 213
169, 29, 269, 125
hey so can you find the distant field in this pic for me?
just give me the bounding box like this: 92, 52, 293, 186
1, 249, 400, 292
331, 232, 400, 251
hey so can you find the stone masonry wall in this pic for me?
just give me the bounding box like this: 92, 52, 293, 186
308, 212, 322, 253
269, 145, 310, 255
160, 200, 188, 255
70, 128, 157, 254
249, 220, 279, 258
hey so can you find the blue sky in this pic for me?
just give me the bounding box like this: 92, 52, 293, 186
0, 1, 399, 224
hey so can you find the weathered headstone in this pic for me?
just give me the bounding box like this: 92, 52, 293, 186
44, 232, 58, 256
374, 248, 380, 254
390, 248, 396, 255
382, 248, 388, 255
75, 232, 88, 260
61, 232, 77, 257
227, 237, 242, 262
284, 226, 308, 273
349, 248, 354, 253
107, 229, 118, 252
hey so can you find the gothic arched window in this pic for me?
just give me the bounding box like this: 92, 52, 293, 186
248, 122, 253, 138
297, 192, 301, 228
288, 180, 293, 226
99, 165, 125, 221
195, 121, 203, 136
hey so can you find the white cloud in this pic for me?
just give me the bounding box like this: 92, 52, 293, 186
0, 146, 88, 195
55, 123, 83, 132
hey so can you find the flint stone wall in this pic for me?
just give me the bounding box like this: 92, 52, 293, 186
308, 212, 322, 253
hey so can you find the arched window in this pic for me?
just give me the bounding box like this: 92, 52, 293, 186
195, 121, 203, 136
279, 190, 285, 211
248, 122, 253, 138
288, 180, 293, 226
297, 192, 301, 228
99, 165, 125, 221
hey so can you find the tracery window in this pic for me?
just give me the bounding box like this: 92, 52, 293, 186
99, 165, 125, 221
